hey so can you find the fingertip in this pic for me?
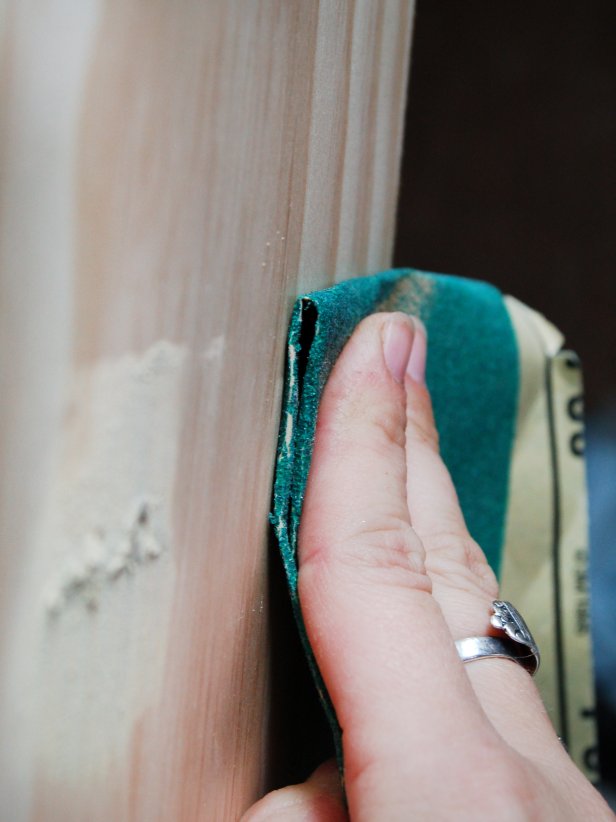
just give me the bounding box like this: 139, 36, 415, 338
406, 316, 427, 385
332, 311, 414, 386
382, 312, 415, 384
307, 758, 344, 794
240, 760, 346, 822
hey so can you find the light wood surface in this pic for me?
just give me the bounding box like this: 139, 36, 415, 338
0, 2, 414, 819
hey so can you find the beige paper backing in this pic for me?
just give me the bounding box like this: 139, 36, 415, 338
501, 296, 598, 781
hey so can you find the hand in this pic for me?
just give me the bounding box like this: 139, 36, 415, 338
243, 313, 612, 820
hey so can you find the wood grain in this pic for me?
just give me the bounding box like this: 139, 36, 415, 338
0, 2, 414, 819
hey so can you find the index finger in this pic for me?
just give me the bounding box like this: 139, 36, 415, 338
297, 313, 499, 816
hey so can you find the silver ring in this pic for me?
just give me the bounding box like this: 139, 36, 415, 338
455, 600, 540, 676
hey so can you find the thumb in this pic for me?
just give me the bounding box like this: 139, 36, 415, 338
240, 760, 346, 822
298, 313, 494, 816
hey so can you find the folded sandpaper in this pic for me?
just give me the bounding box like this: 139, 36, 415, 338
270, 268, 597, 779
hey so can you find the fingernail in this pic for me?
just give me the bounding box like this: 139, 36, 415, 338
407, 317, 427, 384
383, 313, 414, 384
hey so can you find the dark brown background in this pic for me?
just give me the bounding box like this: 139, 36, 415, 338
394, 0, 615, 411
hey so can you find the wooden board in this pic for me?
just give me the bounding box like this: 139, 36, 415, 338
0, 2, 414, 818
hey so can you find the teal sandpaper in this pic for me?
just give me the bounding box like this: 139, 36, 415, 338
270, 268, 519, 762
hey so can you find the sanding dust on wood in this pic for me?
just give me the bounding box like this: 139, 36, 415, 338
39, 340, 187, 617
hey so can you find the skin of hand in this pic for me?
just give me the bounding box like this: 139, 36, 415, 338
243, 312, 613, 821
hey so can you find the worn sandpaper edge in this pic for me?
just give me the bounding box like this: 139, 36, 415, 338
270, 271, 403, 764
270, 268, 520, 768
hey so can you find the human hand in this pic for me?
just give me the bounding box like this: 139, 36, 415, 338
244, 313, 612, 820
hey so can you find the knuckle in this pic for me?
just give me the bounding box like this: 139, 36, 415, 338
406, 404, 439, 451
372, 400, 408, 451
350, 741, 542, 819
480, 759, 543, 818
339, 547, 431, 596
424, 532, 499, 599
424, 531, 484, 567
448, 743, 543, 819
303, 521, 432, 596
349, 523, 426, 572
